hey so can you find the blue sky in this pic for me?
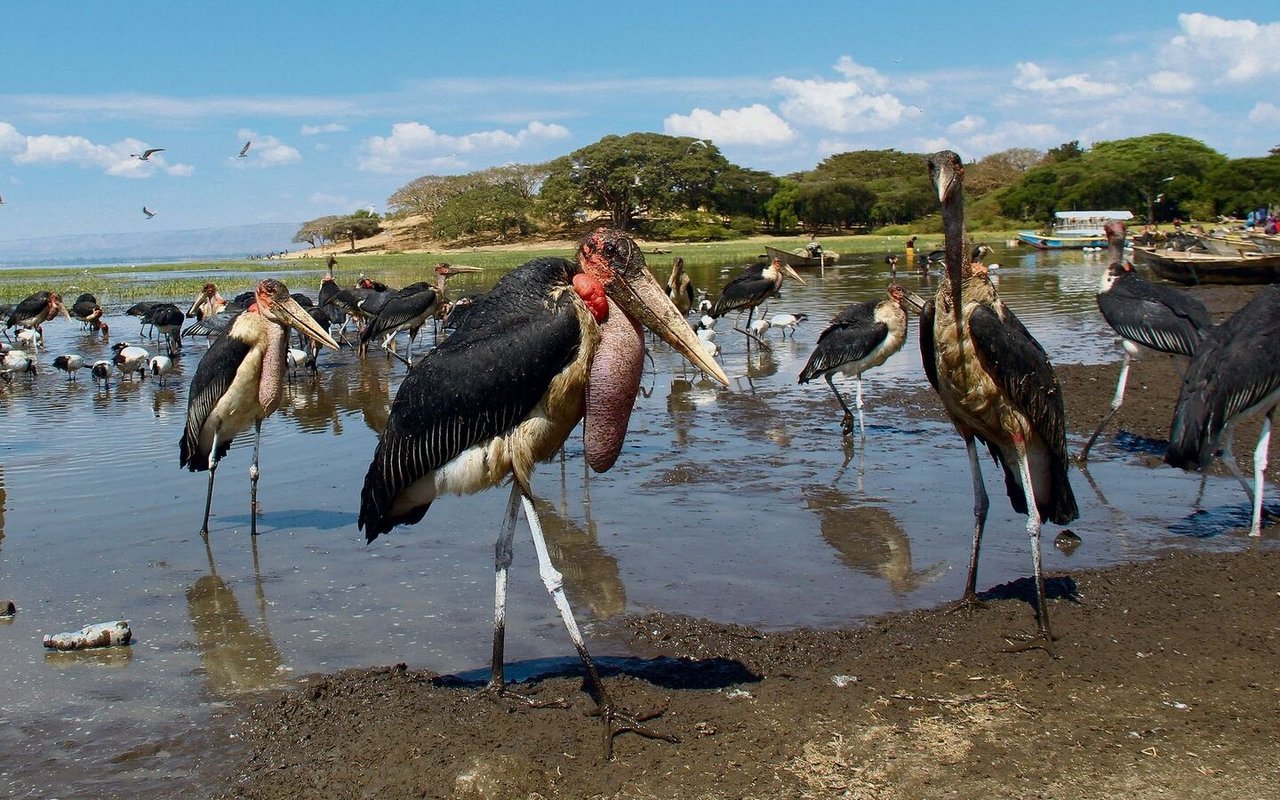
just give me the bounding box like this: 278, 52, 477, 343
0, 2, 1274, 241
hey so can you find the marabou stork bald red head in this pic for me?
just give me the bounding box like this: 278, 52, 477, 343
921, 150, 1077, 655
180, 279, 340, 538
187, 282, 227, 320
358, 228, 726, 758
5, 290, 68, 334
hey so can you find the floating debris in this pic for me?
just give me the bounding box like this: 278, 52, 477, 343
42, 620, 132, 651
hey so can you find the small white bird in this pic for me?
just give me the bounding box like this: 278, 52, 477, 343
149, 355, 175, 386
697, 314, 716, 331
237, 140, 252, 158
91, 359, 112, 388
749, 318, 771, 336
768, 313, 808, 338
52, 353, 86, 381
700, 338, 720, 359
2, 349, 36, 378
131, 148, 165, 161
286, 347, 313, 376
698, 298, 713, 314
112, 343, 150, 380
696, 326, 716, 342
16, 328, 43, 350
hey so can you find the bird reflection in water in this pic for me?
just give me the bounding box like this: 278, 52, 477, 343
667, 378, 697, 449
804, 485, 945, 594
186, 537, 286, 697
535, 482, 626, 621
152, 387, 178, 419
0, 465, 6, 546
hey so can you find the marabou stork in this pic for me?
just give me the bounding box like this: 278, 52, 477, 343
357, 264, 479, 364
144, 303, 186, 356
799, 284, 909, 438
5, 291, 68, 337
709, 257, 806, 349
70, 293, 99, 324
358, 229, 728, 758
919, 150, 1077, 654
187, 283, 228, 320
666, 256, 695, 316
1165, 284, 1280, 537
181, 279, 339, 537
1079, 221, 1211, 461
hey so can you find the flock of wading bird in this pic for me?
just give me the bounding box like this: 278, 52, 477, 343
3, 150, 1279, 759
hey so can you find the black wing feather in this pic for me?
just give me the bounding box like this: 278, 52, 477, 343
180, 333, 252, 471
710, 272, 773, 317
918, 298, 940, 393
360, 286, 437, 343
1098, 276, 1210, 356
359, 258, 582, 541
798, 301, 886, 382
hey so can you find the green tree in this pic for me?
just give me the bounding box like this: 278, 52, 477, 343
794, 180, 876, 230
1046, 140, 1085, 163
325, 210, 382, 252
430, 183, 535, 241
764, 180, 801, 233
293, 215, 342, 248
966, 148, 1044, 198
386, 163, 550, 219
1203, 155, 1280, 218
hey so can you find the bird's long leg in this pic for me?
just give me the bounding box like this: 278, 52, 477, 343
855, 376, 867, 441
1248, 410, 1274, 537
1218, 428, 1254, 501
953, 435, 989, 608
520, 491, 678, 760
824, 373, 857, 437
249, 419, 262, 537
1080, 351, 1132, 462
734, 307, 771, 351
200, 434, 221, 538
1005, 439, 1057, 657
487, 482, 523, 695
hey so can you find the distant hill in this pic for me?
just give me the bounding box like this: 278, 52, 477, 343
0, 222, 300, 266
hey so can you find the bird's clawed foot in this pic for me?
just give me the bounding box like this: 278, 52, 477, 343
477, 680, 570, 710
840, 412, 855, 437
592, 699, 680, 760
1002, 630, 1058, 658
944, 592, 988, 615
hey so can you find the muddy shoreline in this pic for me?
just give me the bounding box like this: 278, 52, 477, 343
208, 282, 1280, 799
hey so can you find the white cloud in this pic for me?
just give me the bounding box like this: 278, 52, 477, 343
663, 104, 795, 146
1145, 71, 1195, 94
166, 164, 195, 177
358, 120, 569, 173
1164, 13, 1280, 83
1, 125, 194, 177
773, 57, 914, 133
3, 93, 356, 121
301, 122, 347, 136
1013, 62, 1120, 98
948, 115, 985, 135
1248, 102, 1280, 126
958, 121, 1062, 156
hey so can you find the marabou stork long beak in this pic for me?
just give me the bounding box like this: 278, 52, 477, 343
440, 265, 483, 276
274, 295, 341, 351
615, 269, 729, 386
780, 262, 807, 285
901, 290, 929, 313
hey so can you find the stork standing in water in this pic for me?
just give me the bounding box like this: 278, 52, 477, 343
1166, 284, 1280, 537
359, 229, 728, 758
919, 151, 1077, 654
708, 257, 806, 349
5, 291, 68, 339
180, 279, 339, 537
358, 263, 480, 364
666, 256, 695, 316
1080, 221, 1211, 461
799, 284, 909, 438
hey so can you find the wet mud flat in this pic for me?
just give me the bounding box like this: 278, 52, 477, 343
210, 282, 1280, 799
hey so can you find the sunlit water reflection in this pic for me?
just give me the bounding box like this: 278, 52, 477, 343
0, 245, 1261, 796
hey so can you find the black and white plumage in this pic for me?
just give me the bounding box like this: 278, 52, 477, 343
144, 303, 186, 356
143, 206, 157, 219
358, 264, 478, 364
358, 229, 728, 759
1166, 284, 1280, 537
1080, 221, 1212, 461
131, 148, 164, 160
5, 291, 67, 334
52, 353, 86, 381
709, 257, 805, 348
70, 293, 99, 324
666, 256, 695, 316
180, 279, 339, 537
237, 140, 251, 158
799, 285, 908, 437
919, 150, 1077, 654
112, 342, 150, 381
149, 355, 175, 386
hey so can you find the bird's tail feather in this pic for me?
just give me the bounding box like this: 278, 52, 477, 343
1165, 392, 1216, 471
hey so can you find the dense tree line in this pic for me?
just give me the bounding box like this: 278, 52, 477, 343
295, 132, 1280, 248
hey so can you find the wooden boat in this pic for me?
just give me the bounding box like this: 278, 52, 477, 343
1133, 246, 1280, 285
1017, 210, 1133, 250
763, 245, 838, 268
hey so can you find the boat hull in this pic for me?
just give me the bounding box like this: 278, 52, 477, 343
1017, 231, 1108, 249
1133, 246, 1280, 285
764, 245, 838, 267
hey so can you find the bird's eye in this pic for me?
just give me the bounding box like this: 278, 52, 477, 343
603, 242, 618, 257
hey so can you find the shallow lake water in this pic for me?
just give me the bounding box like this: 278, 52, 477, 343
0, 245, 1256, 796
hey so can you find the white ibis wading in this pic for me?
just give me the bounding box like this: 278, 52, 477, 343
1080, 221, 1211, 461
358, 228, 728, 758
919, 151, 1078, 654
180, 279, 339, 537
709, 257, 805, 349
1166, 284, 1280, 537
799, 284, 908, 438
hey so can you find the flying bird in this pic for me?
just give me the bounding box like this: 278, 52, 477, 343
180, 279, 340, 537
143, 206, 157, 219
358, 229, 727, 758
237, 141, 252, 158
918, 150, 1077, 654
131, 148, 165, 160
1166, 284, 1280, 537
